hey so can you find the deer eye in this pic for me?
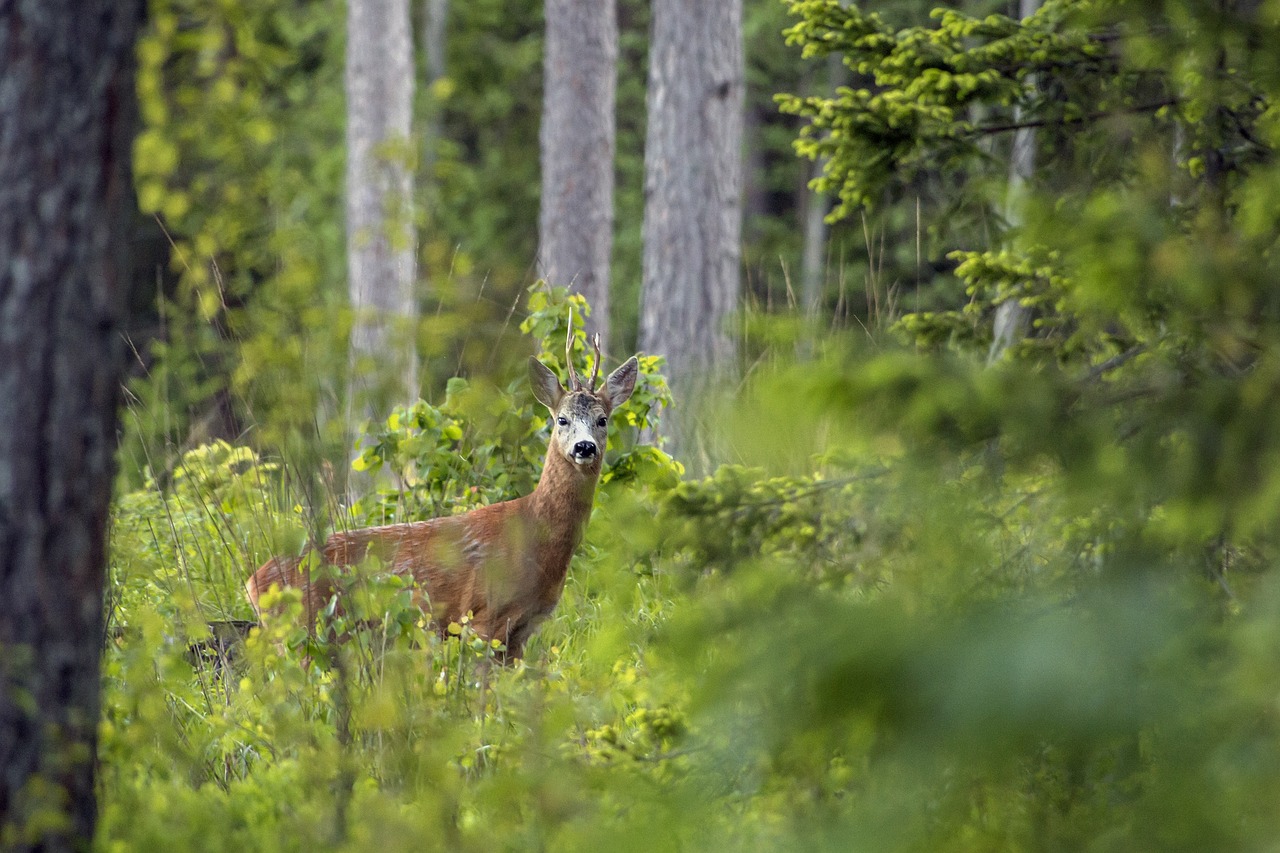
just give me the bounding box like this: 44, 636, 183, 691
557, 416, 569, 427
596, 416, 607, 428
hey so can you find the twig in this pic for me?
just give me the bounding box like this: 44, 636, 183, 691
1084, 344, 1147, 382
972, 98, 1180, 137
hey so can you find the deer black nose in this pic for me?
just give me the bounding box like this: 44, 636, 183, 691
573, 440, 597, 459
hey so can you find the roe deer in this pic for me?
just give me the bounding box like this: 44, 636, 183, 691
245, 323, 639, 661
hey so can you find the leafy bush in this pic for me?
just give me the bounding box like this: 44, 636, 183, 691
102, 291, 690, 850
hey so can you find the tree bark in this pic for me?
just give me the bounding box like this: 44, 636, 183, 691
987, 0, 1040, 364
539, 0, 618, 347
347, 0, 417, 421
800, 31, 848, 320
420, 0, 448, 185
0, 1, 141, 848
639, 0, 744, 456
417, 0, 447, 303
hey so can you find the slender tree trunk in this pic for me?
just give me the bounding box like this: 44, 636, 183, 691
417, 0, 447, 308
420, 0, 448, 187
987, 0, 1039, 364
347, 0, 417, 421
539, 0, 618, 347
0, 1, 141, 847
639, 0, 744, 458
800, 18, 848, 319
800, 159, 830, 319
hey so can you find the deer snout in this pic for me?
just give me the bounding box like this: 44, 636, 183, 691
571, 440, 598, 461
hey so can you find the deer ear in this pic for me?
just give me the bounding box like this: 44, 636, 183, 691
602, 356, 639, 410
529, 357, 566, 410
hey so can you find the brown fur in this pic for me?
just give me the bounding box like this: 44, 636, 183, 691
246, 354, 638, 660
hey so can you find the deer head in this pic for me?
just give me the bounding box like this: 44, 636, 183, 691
528, 316, 638, 471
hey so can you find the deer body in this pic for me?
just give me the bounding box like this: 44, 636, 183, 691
246, 342, 638, 660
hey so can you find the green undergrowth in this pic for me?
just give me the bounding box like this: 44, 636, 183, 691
99, 0, 1280, 843
103, 294, 1280, 851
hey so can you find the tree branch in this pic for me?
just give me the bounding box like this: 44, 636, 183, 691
972, 98, 1180, 137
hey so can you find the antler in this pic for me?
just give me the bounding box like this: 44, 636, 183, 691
565, 307, 582, 391
589, 332, 602, 391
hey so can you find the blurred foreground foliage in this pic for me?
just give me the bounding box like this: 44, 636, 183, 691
105, 298, 1280, 851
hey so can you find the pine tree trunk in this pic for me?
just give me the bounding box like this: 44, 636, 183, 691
420, 0, 448, 181
988, 0, 1040, 364
639, 0, 743, 456
0, 0, 140, 847
418, 0, 447, 286
347, 0, 417, 420
800, 34, 848, 320
539, 0, 618, 347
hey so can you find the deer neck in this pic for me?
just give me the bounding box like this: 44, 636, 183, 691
528, 444, 600, 561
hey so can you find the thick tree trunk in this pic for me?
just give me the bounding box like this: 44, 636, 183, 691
347, 0, 417, 420
539, 0, 618, 347
639, 0, 743, 456
0, 1, 141, 847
